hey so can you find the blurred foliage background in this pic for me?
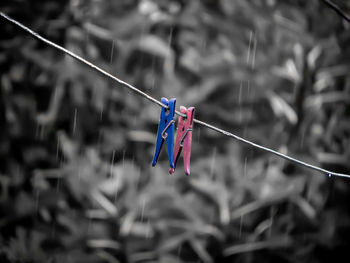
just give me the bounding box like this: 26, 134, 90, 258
1, 0, 350, 262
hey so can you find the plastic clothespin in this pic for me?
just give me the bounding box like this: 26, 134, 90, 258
152, 97, 176, 168
169, 106, 195, 176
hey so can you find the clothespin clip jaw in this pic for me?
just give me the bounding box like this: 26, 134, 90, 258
169, 106, 195, 176
152, 97, 176, 168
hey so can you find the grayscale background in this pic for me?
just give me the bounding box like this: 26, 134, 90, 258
0, 0, 350, 262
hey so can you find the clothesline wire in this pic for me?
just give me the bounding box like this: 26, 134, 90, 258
321, 0, 350, 23
1, 11, 350, 179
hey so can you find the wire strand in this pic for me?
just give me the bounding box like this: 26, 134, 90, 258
0, 12, 167, 110
1, 11, 350, 179
321, 0, 350, 23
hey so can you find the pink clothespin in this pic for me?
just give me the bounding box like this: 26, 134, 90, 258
169, 106, 195, 176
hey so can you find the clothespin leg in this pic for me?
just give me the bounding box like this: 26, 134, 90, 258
183, 130, 193, 175
152, 138, 164, 166
169, 142, 181, 174
152, 98, 169, 167
166, 98, 176, 168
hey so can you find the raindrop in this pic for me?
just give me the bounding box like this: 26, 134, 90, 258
239, 215, 244, 239
146, 220, 151, 239
136, 163, 142, 185
167, 27, 174, 47
51, 222, 56, 238
56, 178, 60, 192
150, 57, 156, 91
201, 38, 207, 53
35, 123, 39, 139
238, 81, 243, 123
56, 134, 60, 160
78, 161, 82, 182
247, 30, 253, 64
209, 147, 217, 179
238, 81, 243, 105
328, 173, 332, 178
14, 164, 20, 185
87, 218, 92, 235
110, 150, 116, 178
140, 198, 146, 222
97, 129, 103, 153
299, 129, 305, 149
60, 153, 64, 168
85, 25, 90, 50
110, 39, 115, 69
251, 35, 257, 69
165, 27, 174, 80
73, 108, 77, 135
247, 79, 250, 95
100, 105, 103, 121
177, 245, 182, 259
122, 149, 126, 168
39, 124, 45, 140
35, 190, 40, 214
114, 175, 120, 204
114, 151, 125, 201
269, 207, 275, 237
196, 127, 201, 143
134, 114, 138, 126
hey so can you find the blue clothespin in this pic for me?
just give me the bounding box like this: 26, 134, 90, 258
152, 97, 176, 168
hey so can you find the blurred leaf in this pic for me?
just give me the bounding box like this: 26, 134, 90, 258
267, 91, 298, 124
224, 236, 292, 256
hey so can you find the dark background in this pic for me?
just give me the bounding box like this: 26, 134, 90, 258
1, 0, 350, 262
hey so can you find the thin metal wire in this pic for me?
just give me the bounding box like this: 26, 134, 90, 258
1, 11, 350, 179
321, 0, 350, 23
0, 12, 168, 110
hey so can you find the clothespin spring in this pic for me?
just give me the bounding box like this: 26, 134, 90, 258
179, 128, 193, 147
161, 120, 175, 139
